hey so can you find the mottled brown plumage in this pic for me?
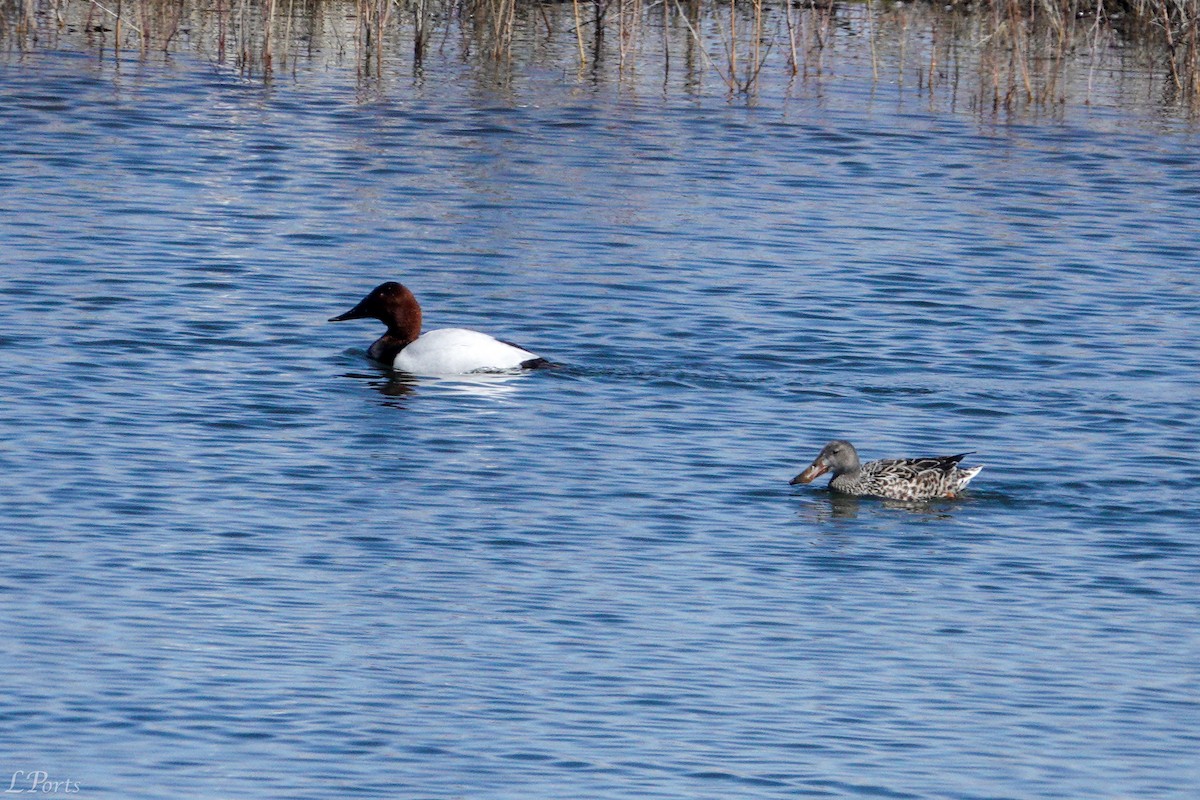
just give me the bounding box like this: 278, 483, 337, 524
791, 440, 982, 501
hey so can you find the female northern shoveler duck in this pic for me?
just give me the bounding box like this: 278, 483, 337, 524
330, 281, 551, 376
791, 439, 982, 501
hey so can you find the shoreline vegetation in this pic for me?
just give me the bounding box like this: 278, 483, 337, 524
3, 0, 1199, 113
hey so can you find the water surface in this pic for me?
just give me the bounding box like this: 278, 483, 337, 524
1, 47, 1198, 799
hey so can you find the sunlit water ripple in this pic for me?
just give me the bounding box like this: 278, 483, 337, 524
1, 49, 1198, 799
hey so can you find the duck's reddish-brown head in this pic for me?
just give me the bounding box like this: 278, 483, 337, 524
330, 281, 422, 342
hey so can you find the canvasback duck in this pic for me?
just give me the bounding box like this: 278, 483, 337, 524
791, 440, 983, 501
330, 281, 550, 376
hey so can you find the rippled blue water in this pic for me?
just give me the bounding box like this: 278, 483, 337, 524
2, 49, 1199, 799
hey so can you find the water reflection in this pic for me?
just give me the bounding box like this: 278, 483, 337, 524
346, 370, 532, 401
419, 372, 530, 399
362, 372, 417, 398
795, 491, 968, 521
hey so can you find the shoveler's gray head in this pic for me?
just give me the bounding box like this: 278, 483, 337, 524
791, 439, 861, 485
329, 281, 423, 343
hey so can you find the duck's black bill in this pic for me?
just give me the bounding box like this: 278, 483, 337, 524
329, 301, 371, 322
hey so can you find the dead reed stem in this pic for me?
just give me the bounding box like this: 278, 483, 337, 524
572, 0, 586, 66
669, 0, 729, 86
728, 0, 736, 80
783, 0, 799, 74
867, 0, 879, 82
750, 0, 761, 88
263, 0, 275, 73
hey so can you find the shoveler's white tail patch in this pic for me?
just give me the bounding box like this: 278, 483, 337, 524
959, 465, 984, 485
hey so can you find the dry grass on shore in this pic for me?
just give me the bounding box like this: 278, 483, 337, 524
3, 0, 1199, 111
